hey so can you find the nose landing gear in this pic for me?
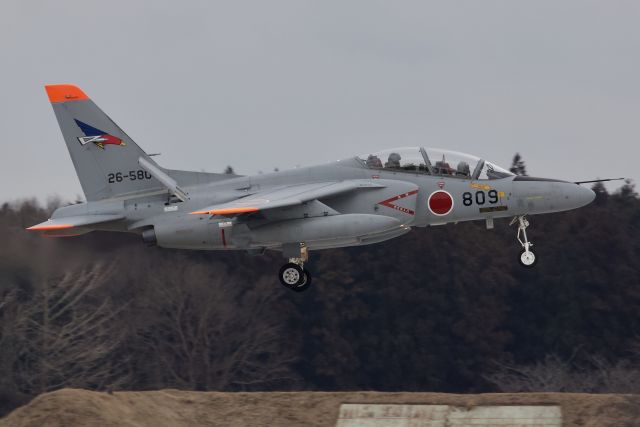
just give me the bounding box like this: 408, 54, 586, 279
511, 215, 537, 268
278, 244, 312, 292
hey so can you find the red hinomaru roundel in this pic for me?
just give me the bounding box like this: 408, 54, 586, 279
428, 190, 454, 216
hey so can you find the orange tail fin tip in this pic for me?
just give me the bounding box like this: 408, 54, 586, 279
45, 84, 89, 103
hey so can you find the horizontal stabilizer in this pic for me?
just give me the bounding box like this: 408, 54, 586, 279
190, 180, 384, 216
27, 214, 124, 232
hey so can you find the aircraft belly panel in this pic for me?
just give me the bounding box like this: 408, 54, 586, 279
304, 225, 411, 250
248, 214, 405, 246
152, 215, 228, 250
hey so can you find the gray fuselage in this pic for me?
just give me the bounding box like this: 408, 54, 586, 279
49, 157, 595, 252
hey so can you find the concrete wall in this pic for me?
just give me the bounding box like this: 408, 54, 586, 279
336, 404, 562, 427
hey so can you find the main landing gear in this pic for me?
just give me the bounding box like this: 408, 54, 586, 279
511, 215, 537, 268
278, 244, 312, 292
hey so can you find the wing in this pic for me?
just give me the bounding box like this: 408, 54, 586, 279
190, 181, 383, 216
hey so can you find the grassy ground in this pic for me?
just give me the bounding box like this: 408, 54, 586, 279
1, 389, 639, 427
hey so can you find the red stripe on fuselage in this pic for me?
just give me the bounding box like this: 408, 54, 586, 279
378, 189, 419, 215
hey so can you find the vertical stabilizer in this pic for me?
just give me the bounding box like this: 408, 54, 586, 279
45, 84, 162, 200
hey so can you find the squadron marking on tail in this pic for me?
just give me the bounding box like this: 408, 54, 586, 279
75, 120, 126, 149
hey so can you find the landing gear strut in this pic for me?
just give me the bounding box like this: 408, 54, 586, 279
278, 244, 312, 292
511, 215, 537, 268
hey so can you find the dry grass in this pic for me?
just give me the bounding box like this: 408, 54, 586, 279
1, 389, 639, 427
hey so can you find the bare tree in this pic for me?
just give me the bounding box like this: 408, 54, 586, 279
486, 352, 640, 393
4, 263, 130, 394
0, 289, 26, 395
509, 153, 528, 176
139, 259, 298, 391
587, 355, 640, 394
485, 355, 579, 392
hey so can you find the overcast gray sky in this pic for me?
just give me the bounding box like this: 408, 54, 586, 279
1, 0, 638, 203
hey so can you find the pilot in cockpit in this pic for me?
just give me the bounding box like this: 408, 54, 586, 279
385, 152, 401, 169
366, 154, 383, 168
456, 161, 470, 177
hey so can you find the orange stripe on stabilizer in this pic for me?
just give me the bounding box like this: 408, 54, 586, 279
189, 207, 260, 215
45, 84, 89, 103
26, 224, 75, 231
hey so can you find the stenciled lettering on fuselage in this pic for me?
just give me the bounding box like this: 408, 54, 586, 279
378, 190, 419, 215
464, 183, 508, 213
106, 170, 153, 184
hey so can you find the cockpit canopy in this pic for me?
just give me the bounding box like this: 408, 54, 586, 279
356, 147, 513, 180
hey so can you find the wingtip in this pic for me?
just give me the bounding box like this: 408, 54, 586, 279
45, 84, 89, 103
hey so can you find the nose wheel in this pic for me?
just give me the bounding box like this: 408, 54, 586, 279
519, 248, 537, 267
511, 215, 538, 268
278, 244, 312, 292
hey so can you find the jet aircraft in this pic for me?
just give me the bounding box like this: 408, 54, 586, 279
29, 85, 601, 292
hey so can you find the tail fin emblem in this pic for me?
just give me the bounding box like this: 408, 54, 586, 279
74, 119, 126, 150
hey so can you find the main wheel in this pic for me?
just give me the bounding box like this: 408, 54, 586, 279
291, 269, 312, 293
519, 249, 537, 268
279, 263, 304, 288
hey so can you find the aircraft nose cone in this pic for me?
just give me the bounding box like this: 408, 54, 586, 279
577, 184, 596, 207
560, 183, 596, 210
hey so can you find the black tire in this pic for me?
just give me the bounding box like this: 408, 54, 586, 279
519, 249, 538, 268
279, 263, 304, 289
291, 269, 312, 293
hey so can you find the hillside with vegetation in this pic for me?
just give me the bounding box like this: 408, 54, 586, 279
1, 158, 639, 416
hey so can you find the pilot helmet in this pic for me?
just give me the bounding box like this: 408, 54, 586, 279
388, 152, 401, 162
457, 161, 470, 175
